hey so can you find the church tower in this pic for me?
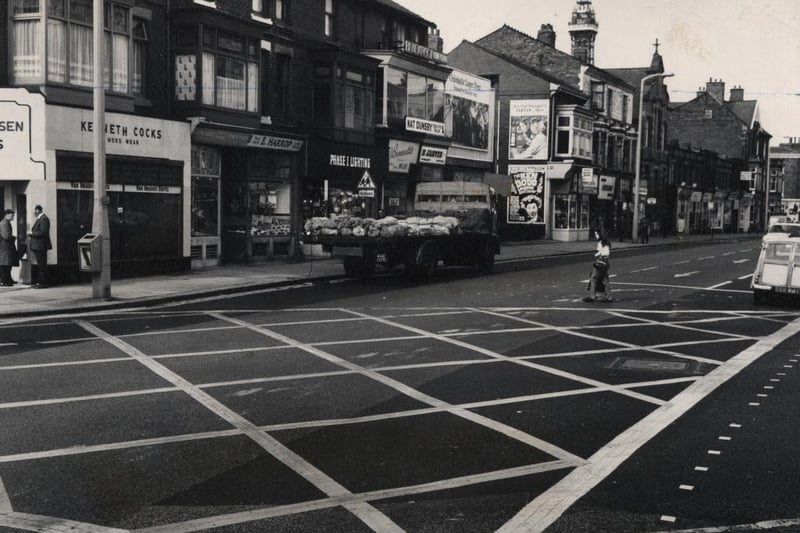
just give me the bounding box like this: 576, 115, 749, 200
569, 0, 599, 64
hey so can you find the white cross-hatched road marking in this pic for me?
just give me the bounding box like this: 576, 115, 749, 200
675, 271, 701, 278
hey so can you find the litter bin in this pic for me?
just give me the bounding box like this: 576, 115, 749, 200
77, 234, 102, 272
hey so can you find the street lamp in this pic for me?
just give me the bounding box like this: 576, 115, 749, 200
632, 72, 673, 242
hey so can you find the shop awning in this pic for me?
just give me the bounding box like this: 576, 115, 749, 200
545, 163, 574, 180
713, 191, 729, 200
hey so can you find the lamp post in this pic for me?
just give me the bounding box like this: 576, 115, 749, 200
633, 72, 673, 243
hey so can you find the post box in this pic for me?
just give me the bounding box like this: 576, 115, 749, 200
78, 234, 102, 272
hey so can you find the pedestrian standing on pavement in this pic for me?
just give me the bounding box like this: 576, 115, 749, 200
0, 209, 18, 287
639, 216, 650, 244
28, 205, 51, 288
584, 231, 612, 303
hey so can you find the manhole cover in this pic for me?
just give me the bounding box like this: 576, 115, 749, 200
616, 359, 690, 372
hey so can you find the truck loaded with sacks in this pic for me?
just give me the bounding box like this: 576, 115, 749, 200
305, 181, 500, 280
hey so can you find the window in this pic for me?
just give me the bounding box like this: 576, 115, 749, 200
606, 88, 614, 117
704, 109, 713, 119
591, 81, 605, 111
334, 68, 373, 131
554, 194, 589, 230
555, 108, 593, 159
11, 0, 147, 93
622, 94, 629, 123
252, 0, 287, 21
382, 66, 444, 126
324, 0, 334, 38
175, 27, 259, 112
131, 17, 147, 94
11, 0, 43, 83
275, 53, 291, 116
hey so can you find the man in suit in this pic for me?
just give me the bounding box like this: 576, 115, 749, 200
0, 209, 17, 286
28, 205, 51, 288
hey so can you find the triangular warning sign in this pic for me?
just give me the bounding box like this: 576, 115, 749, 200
357, 170, 376, 189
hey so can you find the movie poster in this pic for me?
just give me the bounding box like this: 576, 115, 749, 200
507, 165, 546, 224
508, 100, 549, 161
445, 71, 492, 151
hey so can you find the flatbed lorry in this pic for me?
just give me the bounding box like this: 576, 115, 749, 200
307, 181, 500, 280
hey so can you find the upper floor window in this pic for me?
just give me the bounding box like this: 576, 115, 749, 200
622, 94, 629, 123
324, 0, 334, 38
381, 66, 444, 128
11, 0, 147, 94
174, 26, 258, 112
252, 0, 288, 22
590, 81, 605, 111
555, 107, 593, 159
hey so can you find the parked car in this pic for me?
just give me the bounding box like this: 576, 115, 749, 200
752, 233, 800, 304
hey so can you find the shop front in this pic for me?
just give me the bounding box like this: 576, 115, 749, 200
548, 163, 592, 242
191, 125, 305, 264
2, 90, 193, 283
306, 141, 381, 220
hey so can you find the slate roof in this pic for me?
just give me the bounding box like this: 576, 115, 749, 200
727, 100, 758, 128
374, 0, 432, 25
474, 24, 635, 92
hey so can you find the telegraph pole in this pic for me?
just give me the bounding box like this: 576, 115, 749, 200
92, 0, 111, 298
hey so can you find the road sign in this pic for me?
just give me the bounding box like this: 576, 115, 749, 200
357, 170, 375, 189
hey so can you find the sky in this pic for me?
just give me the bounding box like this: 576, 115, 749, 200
394, 0, 800, 146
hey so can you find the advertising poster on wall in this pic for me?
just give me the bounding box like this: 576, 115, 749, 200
508, 99, 549, 161
445, 70, 492, 151
508, 165, 546, 224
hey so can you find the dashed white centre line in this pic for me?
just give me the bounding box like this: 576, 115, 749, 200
729, 423, 742, 428
697, 256, 715, 261
708, 450, 721, 455
678, 484, 694, 491
733, 259, 750, 264
630, 266, 658, 273
660, 515, 677, 523
674, 271, 701, 278
718, 436, 731, 441
694, 466, 709, 472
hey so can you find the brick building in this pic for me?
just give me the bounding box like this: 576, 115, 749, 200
667, 79, 771, 232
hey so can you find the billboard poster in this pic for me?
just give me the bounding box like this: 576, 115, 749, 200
508, 99, 549, 161
507, 165, 546, 224
445, 71, 492, 151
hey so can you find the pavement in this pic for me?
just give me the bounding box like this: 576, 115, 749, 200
0, 231, 760, 318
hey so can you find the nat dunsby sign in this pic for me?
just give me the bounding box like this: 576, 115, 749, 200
0, 89, 46, 181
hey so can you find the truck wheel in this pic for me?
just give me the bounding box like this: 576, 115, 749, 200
343, 257, 360, 278
753, 289, 769, 306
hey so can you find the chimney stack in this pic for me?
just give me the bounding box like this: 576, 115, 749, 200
697, 86, 705, 98
538, 23, 556, 48
729, 85, 744, 102
706, 78, 725, 103
427, 28, 443, 53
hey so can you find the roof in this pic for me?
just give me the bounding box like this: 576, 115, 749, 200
374, 0, 432, 26
474, 25, 635, 92
727, 100, 758, 127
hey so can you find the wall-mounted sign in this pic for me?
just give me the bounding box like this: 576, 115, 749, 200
405, 117, 446, 136
0, 89, 46, 181
357, 170, 376, 189
330, 154, 371, 168
402, 40, 447, 64
690, 191, 703, 202
388, 197, 400, 206
388, 139, 420, 173
48, 105, 189, 161
580, 168, 597, 195
507, 165, 546, 225
598, 175, 616, 200
445, 70, 493, 153
419, 145, 448, 165
508, 99, 549, 161
247, 134, 304, 151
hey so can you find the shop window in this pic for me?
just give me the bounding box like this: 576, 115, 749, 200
191, 176, 219, 237
385, 68, 407, 126
553, 194, 589, 230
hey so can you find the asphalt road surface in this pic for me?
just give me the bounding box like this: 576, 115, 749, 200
1, 238, 799, 533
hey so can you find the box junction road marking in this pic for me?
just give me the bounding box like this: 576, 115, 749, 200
0, 307, 797, 532
498, 314, 800, 533
611, 281, 750, 294
74, 320, 405, 533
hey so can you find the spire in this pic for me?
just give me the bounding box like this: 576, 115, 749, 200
569, 0, 599, 64
648, 38, 664, 73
